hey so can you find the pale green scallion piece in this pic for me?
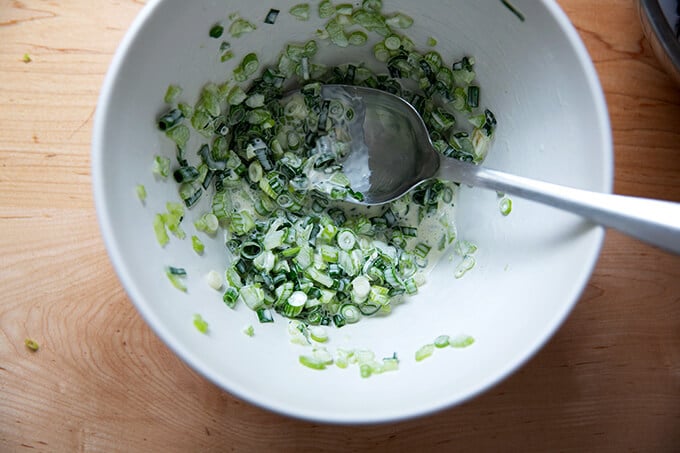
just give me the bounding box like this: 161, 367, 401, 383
193, 314, 209, 334
194, 213, 219, 235
164, 84, 182, 104
335, 3, 354, 15
434, 335, 450, 348
136, 184, 147, 203
229, 18, 256, 38
152, 155, 170, 178
499, 197, 513, 216
205, 270, 223, 290
454, 255, 476, 279
348, 31, 368, 46
165, 124, 190, 148
385, 12, 413, 28
299, 355, 327, 370
325, 19, 349, 48
289, 3, 310, 20
166, 266, 188, 292
450, 334, 475, 348
153, 214, 169, 247
415, 343, 435, 361
227, 85, 247, 105
318, 0, 335, 18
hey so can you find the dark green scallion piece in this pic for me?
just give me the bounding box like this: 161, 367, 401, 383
264, 9, 280, 24
223, 287, 239, 308
173, 166, 200, 183
209, 24, 224, 38
167, 266, 187, 276
467, 85, 480, 108
157, 109, 183, 131
332, 313, 346, 328
256, 308, 274, 323
241, 241, 262, 260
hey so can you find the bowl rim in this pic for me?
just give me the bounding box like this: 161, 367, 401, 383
92, 0, 613, 424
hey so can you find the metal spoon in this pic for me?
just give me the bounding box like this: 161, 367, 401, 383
319, 84, 680, 255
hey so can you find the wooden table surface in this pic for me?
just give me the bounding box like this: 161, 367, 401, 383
1, 0, 679, 451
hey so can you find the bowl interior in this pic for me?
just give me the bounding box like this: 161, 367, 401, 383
93, 0, 612, 423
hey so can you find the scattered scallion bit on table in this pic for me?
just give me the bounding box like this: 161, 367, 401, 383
25, 338, 39, 352
243, 324, 255, 337
22, 53, 32, 63
415, 343, 435, 361
193, 314, 209, 334
205, 270, 223, 290
166, 266, 188, 292
427, 36, 437, 47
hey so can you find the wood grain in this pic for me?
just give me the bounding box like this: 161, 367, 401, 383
1, 1, 679, 452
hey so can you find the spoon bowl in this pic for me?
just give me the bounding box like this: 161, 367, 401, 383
319, 84, 680, 254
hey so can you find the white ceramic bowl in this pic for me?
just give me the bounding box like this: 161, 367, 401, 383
93, 0, 612, 423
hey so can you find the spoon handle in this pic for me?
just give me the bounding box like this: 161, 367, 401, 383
437, 158, 680, 254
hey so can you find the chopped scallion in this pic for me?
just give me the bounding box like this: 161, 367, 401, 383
193, 314, 209, 333
318, 0, 335, 18
209, 24, 224, 38
229, 18, 256, 38
164, 84, 182, 104
166, 266, 188, 292
264, 9, 280, 24
450, 334, 475, 348
289, 3, 310, 21
499, 197, 512, 216
25, 338, 39, 351
415, 343, 435, 361
136, 184, 147, 203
